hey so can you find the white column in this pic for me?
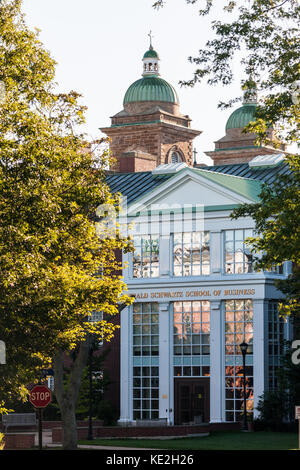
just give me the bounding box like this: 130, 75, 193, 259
210, 300, 224, 422
118, 306, 132, 424
158, 302, 172, 423
253, 299, 268, 418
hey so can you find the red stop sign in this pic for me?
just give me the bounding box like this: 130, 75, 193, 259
29, 385, 52, 408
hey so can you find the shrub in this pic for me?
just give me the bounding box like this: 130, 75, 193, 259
96, 400, 118, 426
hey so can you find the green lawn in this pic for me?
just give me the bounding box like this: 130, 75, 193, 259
79, 431, 298, 450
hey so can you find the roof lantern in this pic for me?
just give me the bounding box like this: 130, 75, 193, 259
143, 31, 160, 76
123, 33, 179, 106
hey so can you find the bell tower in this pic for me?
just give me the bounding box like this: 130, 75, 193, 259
205, 83, 287, 165
100, 39, 201, 173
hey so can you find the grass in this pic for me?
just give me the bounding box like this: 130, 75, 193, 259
79, 431, 299, 450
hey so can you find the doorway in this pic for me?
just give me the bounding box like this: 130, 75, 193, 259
174, 378, 210, 425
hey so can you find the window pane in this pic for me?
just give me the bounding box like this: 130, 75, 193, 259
224, 229, 255, 275
132, 304, 160, 419
133, 235, 159, 278
225, 300, 254, 422
173, 301, 210, 377
173, 232, 210, 276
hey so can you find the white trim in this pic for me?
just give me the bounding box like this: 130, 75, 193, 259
210, 301, 223, 422
159, 302, 171, 421
253, 299, 267, 418
127, 168, 258, 216
118, 306, 132, 424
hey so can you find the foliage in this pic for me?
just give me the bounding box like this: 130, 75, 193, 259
153, 0, 299, 146
75, 347, 119, 425
256, 391, 291, 429
0, 433, 4, 450
0, 0, 133, 418
231, 155, 300, 318
256, 314, 300, 430
95, 400, 119, 426
255, 336, 300, 431
153, 0, 300, 318
54, 349, 112, 420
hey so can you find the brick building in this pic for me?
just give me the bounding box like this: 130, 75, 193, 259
100, 43, 201, 173
99, 42, 292, 426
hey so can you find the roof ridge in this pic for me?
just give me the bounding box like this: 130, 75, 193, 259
192, 166, 260, 183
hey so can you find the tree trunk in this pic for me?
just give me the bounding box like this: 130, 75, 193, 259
53, 341, 90, 450
60, 400, 78, 450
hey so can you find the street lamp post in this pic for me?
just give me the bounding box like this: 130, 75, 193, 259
240, 341, 249, 432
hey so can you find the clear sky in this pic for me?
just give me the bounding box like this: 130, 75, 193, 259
22, 0, 248, 164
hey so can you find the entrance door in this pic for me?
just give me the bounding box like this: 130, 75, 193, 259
174, 378, 210, 425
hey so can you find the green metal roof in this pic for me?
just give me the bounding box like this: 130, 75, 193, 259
191, 167, 262, 202
106, 171, 172, 205
123, 76, 179, 105
106, 161, 291, 208
226, 103, 257, 130
143, 48, 159, 59
203, 160, 291, 185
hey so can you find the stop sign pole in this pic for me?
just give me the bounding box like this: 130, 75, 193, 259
29, 385, 52, 450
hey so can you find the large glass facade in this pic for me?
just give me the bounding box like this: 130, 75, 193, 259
225, 299, 254, 422
268, 301, 285, 390
132, 303, 159, 420
173, 232, 210, 277
132, 302, 159, 357
133, 235, 159, 278
173, 301, 210, 377
224, 229, 254, 274
133, 366, 159, 420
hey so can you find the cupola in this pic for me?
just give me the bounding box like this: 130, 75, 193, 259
123, 38, 179, 111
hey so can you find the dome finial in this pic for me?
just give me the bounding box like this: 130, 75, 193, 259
148, 30, 154, 50
242, 72, 258, 105
142, 34, 160, 76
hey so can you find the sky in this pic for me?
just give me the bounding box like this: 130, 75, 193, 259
21, 0, 247, 164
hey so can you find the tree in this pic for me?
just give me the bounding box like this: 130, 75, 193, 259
256, 334, 300, 430
231, 157, 300, 319
0, 0, 132, 448
152, 1, 299, 144
153, 0, 300, 318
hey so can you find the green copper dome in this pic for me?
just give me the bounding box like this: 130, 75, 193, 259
143, 48, 159, 59
123, 76, 179, 105
226, 103, 257, 131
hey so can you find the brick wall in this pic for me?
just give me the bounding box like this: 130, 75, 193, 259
3, 433, 35, 450
101, 103, 200, 173
118, 151, 157, 173
104, 124, 198, 172
52, 422, 241, 442
206, 127, 288, 165
208, 147, 282, 165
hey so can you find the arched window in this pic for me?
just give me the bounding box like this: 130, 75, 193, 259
171, 151, 182, 164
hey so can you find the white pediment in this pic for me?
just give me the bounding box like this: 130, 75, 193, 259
127, 168, 258, 216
